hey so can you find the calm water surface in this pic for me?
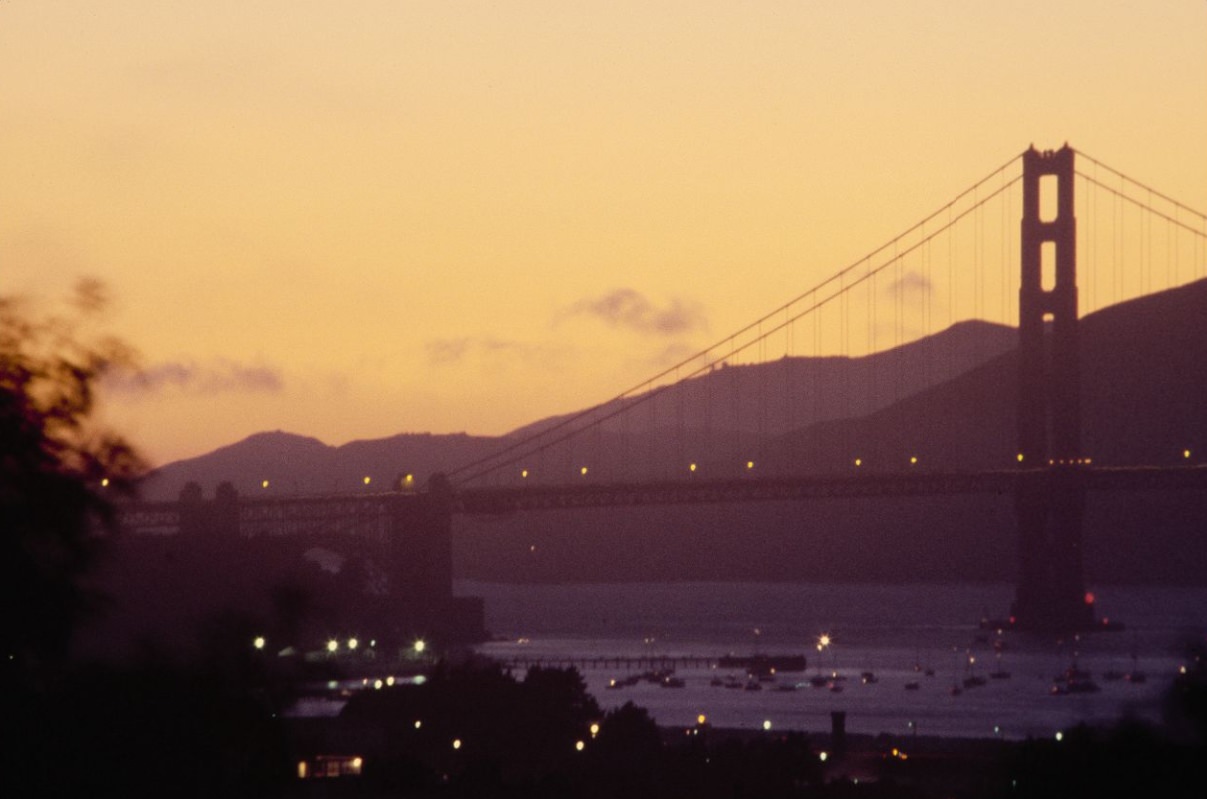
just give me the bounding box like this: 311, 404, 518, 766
460, 581, 1207, 741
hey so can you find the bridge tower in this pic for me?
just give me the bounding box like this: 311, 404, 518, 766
1012, 145, 1094, 632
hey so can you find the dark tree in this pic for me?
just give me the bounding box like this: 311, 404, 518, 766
0, 280, 143, 678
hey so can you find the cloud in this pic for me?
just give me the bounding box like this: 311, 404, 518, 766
565, 288, 708, 337
885, 271, 933, 301
106, 359, 284, 396
425, 337, 561, 368
426, 338, 472, 366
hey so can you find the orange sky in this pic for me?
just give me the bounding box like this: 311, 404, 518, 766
4, 1, 1205, 466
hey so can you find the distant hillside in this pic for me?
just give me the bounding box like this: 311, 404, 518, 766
138, 431, 496, 501
506, 319, 1016, 439
139, 319, 1015, 500
760, 277, 1207, 474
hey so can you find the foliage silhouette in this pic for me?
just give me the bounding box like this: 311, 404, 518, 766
0, 280, 143, 677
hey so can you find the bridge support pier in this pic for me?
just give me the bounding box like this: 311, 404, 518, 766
1011, 471, 1093, 632
386, 473, 485, 643
1011, 145, 1095, 633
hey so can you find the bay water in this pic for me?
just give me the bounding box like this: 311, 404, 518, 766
461, 580, 1207, 741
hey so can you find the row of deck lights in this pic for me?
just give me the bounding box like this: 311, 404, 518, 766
511, 448, 1199, 479
244, 449, 1202, 491
97, 449, 1198, 492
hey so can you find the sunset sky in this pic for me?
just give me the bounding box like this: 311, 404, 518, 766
3, 2, 1205, 466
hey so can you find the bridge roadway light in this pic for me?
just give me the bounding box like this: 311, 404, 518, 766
414, 639, 426, 655
348, 637, 359, 650
326, 639, 339, 654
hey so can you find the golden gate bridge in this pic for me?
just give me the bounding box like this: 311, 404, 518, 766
119, 144, 1207, 636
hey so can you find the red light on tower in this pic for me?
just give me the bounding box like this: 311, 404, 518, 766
1084, 591, 1095, 605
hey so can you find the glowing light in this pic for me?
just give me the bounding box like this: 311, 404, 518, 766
386, 676, 395, 686
1084, 592, 1095, 605
854, 457, 862, 467
262, 479, 269, 488
697, 714, 707, 726
414, 639, 426, 654
363, 476, 371, 485
1017, 453, 1025, 463
101, 477, 110, 487
818, 633, 831, 649
1055, 731, 1063, 742
580, 466, 588, 476
297, 761, 308, 779
326, 639, 338, 653
762, 719, 772, 731
819, 751, 828, 762
575, 740, 585, 752
689, 463, 697, 473
351, 757, 363, 771
253, 636, 266, 650
414, 720, 422, 729
1184, 449, 1192, 460
521, 469, 529, 478
452, 739, 462, 750
348, 637, 359, 650
746, 460, 755, 470
373, 679, 383, 689
590, 722, 600, 737
909, 456, 918, 465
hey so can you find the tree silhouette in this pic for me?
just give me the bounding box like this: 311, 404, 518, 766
0, 280, 143, 678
